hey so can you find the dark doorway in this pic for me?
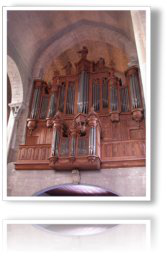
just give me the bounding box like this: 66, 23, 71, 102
34, 184, 118, 196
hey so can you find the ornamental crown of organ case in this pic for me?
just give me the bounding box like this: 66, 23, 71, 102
15, 46, 145, 171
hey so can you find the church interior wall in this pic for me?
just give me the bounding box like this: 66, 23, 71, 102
7, 162, 146, 196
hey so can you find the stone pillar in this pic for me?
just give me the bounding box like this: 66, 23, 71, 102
7, 103, 23, 161
131, 11, 146, 97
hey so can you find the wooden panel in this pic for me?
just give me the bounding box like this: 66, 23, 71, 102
26, 136, 38, 145
17, 145, 50, 161
129, 128, 145, 140
102, 140, 145, 160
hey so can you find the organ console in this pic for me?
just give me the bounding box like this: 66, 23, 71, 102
15, 46, 145, 170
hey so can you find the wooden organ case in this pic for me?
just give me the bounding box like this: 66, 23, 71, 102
15, 47, 146, 171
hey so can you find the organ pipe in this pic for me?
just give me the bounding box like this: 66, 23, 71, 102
92, 79, 100, 112
71, 135, 76, 157
78, 136, 88, 155
59, 83, 66, 112
30, 87, 41, 119
129, 74, 142, 109
89, 127, 96, 155
66, 82, 75, 114
48, 93, 56, 118
40, 96, 49, 119
78, 71, 89, 114
60, 137, 69, 156
120, 87, 129, 112
102, 78, 108, 108
51, 129, 60, 157
110, 86, 118, 111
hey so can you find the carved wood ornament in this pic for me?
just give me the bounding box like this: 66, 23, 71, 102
15, 46, 145, 170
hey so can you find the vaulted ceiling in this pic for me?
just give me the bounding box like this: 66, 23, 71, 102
7, 10, 137, 92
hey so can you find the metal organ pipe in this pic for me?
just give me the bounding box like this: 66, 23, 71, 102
92, 79, 100, 112
30, 87, 41, 119
66, 82, 75, 115
48, 93, 56, 118
110, 86, 118, 112
40, 96, 49, 119
78, 71, 89, 114
71, 135, 76, 157
129, 74, 141, 109
121, 87, 129, 112
59, 83, 65, 112
51, 129, 60, 157
89, 127, 96, 155
102, 78, 108, 108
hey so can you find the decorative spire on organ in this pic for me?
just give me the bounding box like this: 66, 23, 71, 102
77, 46, 88, 60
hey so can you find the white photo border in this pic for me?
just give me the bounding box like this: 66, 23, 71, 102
2, 6, 151, 201
2, 219, 151, 254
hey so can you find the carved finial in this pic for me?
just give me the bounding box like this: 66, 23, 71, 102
77, 46, 88, 60
63, 61, 72, 75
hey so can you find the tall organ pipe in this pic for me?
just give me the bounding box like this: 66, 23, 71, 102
92, 80, 100, 112
110, 86, 118, 112
30, 87, 41, 119
51, 129, 60, 157
121, 87, 129, 112
78, 71, 89, 114
89, 127, 96, 155
71, 135, 76, 157
59, 83, 65, 112
66, 82, 75, 114
102, 78, 108, 108
48, 93, 56, 118
129, 74, 141, 109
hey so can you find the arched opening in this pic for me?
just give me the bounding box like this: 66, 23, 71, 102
34, 184, 119, 196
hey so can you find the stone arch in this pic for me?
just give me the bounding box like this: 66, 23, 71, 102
33, 20, 137, 77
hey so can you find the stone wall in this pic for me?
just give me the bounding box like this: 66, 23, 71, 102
7, 163, 146, 197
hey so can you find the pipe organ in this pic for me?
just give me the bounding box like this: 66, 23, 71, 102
15, 46, 145, 170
